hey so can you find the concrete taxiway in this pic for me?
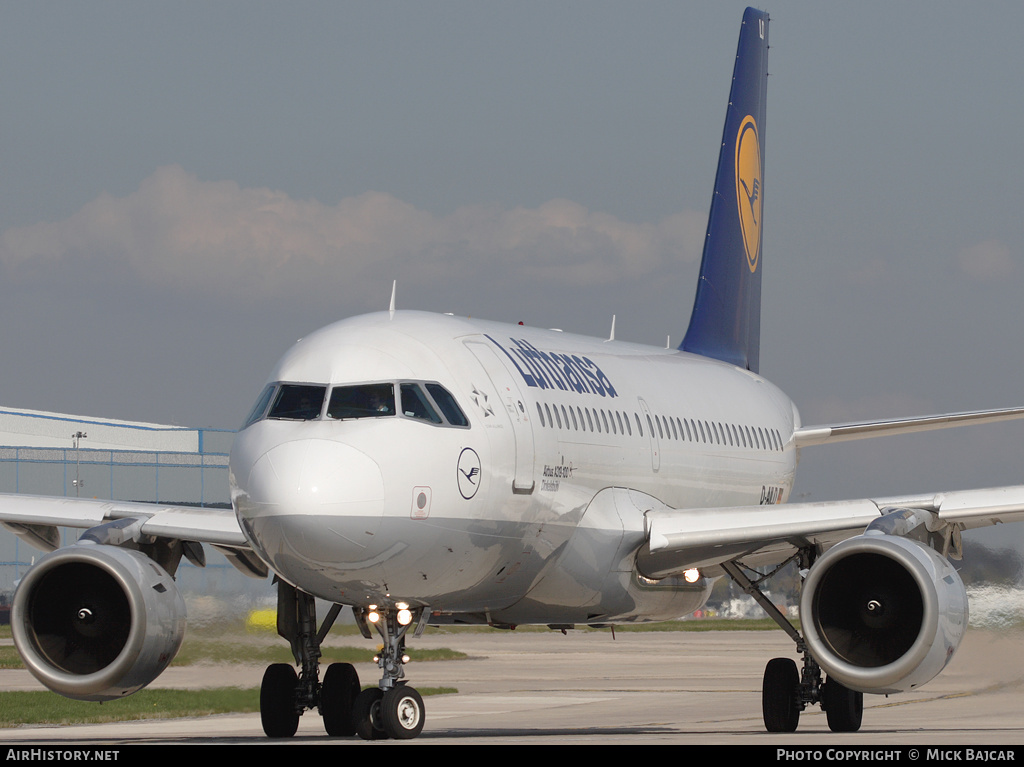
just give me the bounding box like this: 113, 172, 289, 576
1, 628, 1022, 745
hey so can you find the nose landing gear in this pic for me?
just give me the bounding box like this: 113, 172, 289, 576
351, 605, 426, 740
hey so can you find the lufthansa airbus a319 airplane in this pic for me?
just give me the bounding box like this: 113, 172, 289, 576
4, 7, 1024, 739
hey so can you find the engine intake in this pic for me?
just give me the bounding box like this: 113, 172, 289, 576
800, 533, 968, 694
12, 543, 186, 701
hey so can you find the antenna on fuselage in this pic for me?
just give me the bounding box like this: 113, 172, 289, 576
389, 280, 397, 319
607, 315, 616, 342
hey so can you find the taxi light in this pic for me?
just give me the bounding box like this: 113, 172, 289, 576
368, 610, 380, 623
397, 608, 413, 626
683, 568, 701, 583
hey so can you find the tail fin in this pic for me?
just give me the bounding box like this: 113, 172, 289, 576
681, 7, 769, 373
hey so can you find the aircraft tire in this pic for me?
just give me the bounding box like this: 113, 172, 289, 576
381, 684, 425, 739
321, 662, 360, 737
352, 687, 389, 740
822, 676, 863, 733
762, 657, 800, 732
260, 663, 300, 738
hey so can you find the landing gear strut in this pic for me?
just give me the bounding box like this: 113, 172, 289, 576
257, 584, 429, 739
351, 605, 427, 740
259, 581, 360, 738
722, 556, 864, 733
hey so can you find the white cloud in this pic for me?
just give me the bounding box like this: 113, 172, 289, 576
0, 165, 706, 306
957, 239, 1016, 281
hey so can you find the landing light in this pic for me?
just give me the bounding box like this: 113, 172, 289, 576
683, 568, 701, 584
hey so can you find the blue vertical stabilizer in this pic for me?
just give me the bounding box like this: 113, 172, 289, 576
681, 7, 769, 373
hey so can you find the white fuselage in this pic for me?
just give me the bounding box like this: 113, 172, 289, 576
229, 310, 799, 625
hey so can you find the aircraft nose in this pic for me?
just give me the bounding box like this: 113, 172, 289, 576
245, 438, 384, 513
234, 438, 386, 564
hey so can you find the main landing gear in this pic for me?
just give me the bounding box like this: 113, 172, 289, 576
258, 580, 427, 740
721, 557, 864, 734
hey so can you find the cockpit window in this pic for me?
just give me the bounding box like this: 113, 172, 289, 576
400, 383, 442, 424
243, 379, 469, 428
425, 384, 469, 426
242, 384, 277, 429
267, 384, 327, 420
327, 383, 396, 419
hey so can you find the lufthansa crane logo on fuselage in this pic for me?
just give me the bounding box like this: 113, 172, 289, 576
735, 115, 762, 273
457, 447, 481, 500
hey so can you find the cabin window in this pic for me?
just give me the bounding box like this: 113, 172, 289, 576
536, 403, 546, 427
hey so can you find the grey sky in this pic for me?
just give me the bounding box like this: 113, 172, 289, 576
1, 1, 1023, 547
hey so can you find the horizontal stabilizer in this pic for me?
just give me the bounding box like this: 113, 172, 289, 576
793, 406, 1024, 448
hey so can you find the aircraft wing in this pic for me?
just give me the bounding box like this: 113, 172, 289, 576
638, 485, 1024, 579
0, 493, 250, 553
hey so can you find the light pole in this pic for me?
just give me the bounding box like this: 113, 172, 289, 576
72, 431, 87, 497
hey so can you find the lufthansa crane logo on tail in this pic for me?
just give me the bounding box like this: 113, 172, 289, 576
735, 115, 762, 273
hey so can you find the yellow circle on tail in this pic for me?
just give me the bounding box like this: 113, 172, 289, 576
734, 115, 762, 273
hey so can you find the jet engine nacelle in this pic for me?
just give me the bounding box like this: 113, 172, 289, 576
11, 543, 186, 702
800, 532, 968, 695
